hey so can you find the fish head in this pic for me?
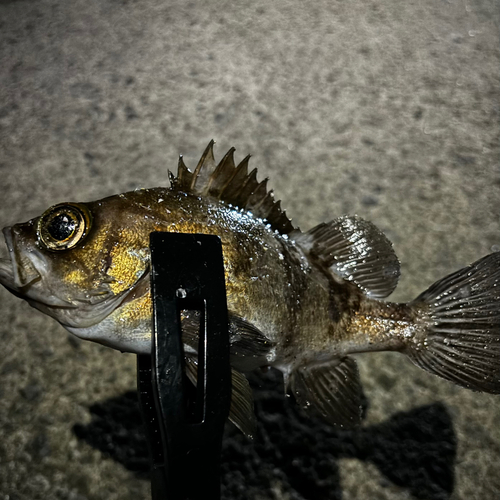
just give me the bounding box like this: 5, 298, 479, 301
0, 194, 158, 353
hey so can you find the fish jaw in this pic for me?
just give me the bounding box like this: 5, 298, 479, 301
65, 290, 154, 354
63, 265, 154, 354
0, 226, 43, 291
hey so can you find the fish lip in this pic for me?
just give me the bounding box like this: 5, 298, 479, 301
0, 227, 17, 291
1, 227, 52, 298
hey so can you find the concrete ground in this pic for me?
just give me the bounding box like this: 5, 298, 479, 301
0, 0, 499, 499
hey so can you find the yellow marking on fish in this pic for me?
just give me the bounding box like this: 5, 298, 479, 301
80, 222, 114, 256
108, 247, 147, 294
63, 268, 87, 286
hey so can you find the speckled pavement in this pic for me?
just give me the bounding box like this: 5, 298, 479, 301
0, 1, 499, 499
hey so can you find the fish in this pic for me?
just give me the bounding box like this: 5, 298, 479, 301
1, 140, 499, 436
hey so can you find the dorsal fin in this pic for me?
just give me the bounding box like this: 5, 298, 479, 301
293, 215, 400, 299
170, 141, 295, 235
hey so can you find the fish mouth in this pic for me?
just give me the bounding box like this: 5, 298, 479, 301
0, 226, 42, 291
0, 227, 20, 291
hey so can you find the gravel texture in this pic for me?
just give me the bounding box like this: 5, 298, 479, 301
0, 1, 499, 499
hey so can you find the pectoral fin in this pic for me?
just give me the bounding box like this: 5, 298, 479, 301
229, 315, 275, 358
185, 355, 256, 438
180, 311, 274, 361
289, 356, 363, 427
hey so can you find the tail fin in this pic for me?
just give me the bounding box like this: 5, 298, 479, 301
405, 252, 500, 393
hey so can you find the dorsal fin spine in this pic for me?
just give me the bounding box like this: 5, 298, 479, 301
234, 168, 259, 206
207, 147, 236, 197
177, 155, 193, 191
220, 156, 251, 201
173, 143, 295, 235
247, 179, 269, 211
191, 140, 216, 191
217, 153, 247, 197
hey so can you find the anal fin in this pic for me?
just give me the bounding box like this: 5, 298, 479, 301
289, 356, 363, 428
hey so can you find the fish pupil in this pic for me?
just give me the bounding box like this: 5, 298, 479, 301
47, 213, 77, 241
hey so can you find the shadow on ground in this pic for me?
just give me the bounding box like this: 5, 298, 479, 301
73, 369, 456, 500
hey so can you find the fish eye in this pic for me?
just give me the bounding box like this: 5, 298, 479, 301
37, 203, 92, 251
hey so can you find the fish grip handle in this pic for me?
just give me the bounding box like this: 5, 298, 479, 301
137, 232, 231, 500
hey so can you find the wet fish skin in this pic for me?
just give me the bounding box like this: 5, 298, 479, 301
0, 141, 499, 433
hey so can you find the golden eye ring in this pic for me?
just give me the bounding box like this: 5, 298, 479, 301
37, 203, 92, 251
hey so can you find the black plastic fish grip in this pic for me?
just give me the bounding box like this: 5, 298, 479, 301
137, 232, 231, 500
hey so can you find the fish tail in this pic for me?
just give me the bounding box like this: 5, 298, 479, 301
403, 252, 500, 393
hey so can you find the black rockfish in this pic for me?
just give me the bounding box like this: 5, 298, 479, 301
1, 141, 499, 435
